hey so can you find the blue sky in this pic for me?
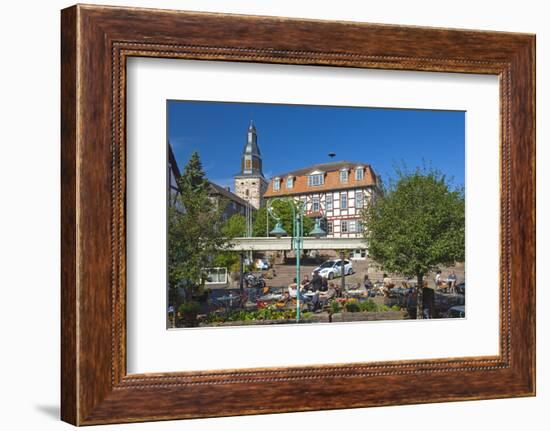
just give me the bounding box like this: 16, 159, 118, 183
168, 100, 465, 190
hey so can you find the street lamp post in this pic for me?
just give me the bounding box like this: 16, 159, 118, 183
267, 198, 325, 322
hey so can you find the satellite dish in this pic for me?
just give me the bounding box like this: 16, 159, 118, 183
328, 152, 336, 159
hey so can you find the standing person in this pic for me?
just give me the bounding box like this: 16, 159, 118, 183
311, 270, 322, 292
447, 271, 457, 294
422, 279, 436, 318
320, 276, 328, 292
309, 291, 321, 312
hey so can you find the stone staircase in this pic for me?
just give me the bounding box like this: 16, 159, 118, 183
258, 258, 319, 288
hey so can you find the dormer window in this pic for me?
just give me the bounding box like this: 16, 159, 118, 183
355, 167, 364, 181
339, 169, 349, 183
273, 178, 281, 191
286, 176, 294, 189
307, 173, 324, 186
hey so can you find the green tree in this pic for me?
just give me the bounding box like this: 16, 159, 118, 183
362, 167, 465, 319
222, 213, 247, 237
168, 152, 229, 309
213, 214, 246, 273
253, 201, 315, 238
178, 151, 208, 192
252, 205, 271, 237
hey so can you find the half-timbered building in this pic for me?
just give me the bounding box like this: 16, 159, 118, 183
263, 161, 381, 247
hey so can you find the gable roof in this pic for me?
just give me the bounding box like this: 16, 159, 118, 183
168, 143, 250, 208
208, 181, 250, 207
264, 161, 378, 198
275, 161, 370, 178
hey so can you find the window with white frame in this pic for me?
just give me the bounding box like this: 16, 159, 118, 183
341, 220, 349, 233
356, 190, 363, 208
312, 196, 320, 212
327, 220, 333, 235
204, 267, 228, 284
348, 220, 356, 233
341, 192, 348, 209
355, 168, 364, 181
273, 178, 280, 191
340, 169, 348, 183
326, 193, 333, 210
355, 220, 363, 233
308, 173, 324, 186
286, 176, 293, 189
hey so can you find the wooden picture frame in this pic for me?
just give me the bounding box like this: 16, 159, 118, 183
61, 4, 535, 425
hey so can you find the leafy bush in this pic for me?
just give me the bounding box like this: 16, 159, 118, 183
178, 301, 199, 316
204, 305, 299, 324
345, 301, 361, 312
330, 301, 341, 314
358, 300, 378, 312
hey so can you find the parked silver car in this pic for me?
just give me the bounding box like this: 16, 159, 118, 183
312, 259, 353, 279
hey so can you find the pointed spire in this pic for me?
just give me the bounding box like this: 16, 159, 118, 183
241, 121, 263, 176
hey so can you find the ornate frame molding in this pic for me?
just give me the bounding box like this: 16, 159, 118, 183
61, 5, 534, 425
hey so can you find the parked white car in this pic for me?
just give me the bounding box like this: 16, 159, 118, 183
254, 257, 270, 270
312, 259, 353, 279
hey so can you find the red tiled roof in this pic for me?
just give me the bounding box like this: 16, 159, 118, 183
264, 161, 378, 197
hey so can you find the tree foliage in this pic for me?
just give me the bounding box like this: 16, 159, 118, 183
213, 214, 247, 272
362, 167, 465, 317
168, 152, 229, 297
253, 200, 315, 237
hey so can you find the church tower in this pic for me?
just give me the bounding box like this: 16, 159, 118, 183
234, 121, 268, 209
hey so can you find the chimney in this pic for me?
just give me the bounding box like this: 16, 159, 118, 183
226, 186, 231, 192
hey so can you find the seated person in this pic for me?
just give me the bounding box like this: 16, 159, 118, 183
276, 290, 291, 308
382, 274, 394, 297
363, 274, 373, 290
319, 283, 337, 305
435, 270, 446, 289
288, 283, 307, 301
301, 275, 311, 291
